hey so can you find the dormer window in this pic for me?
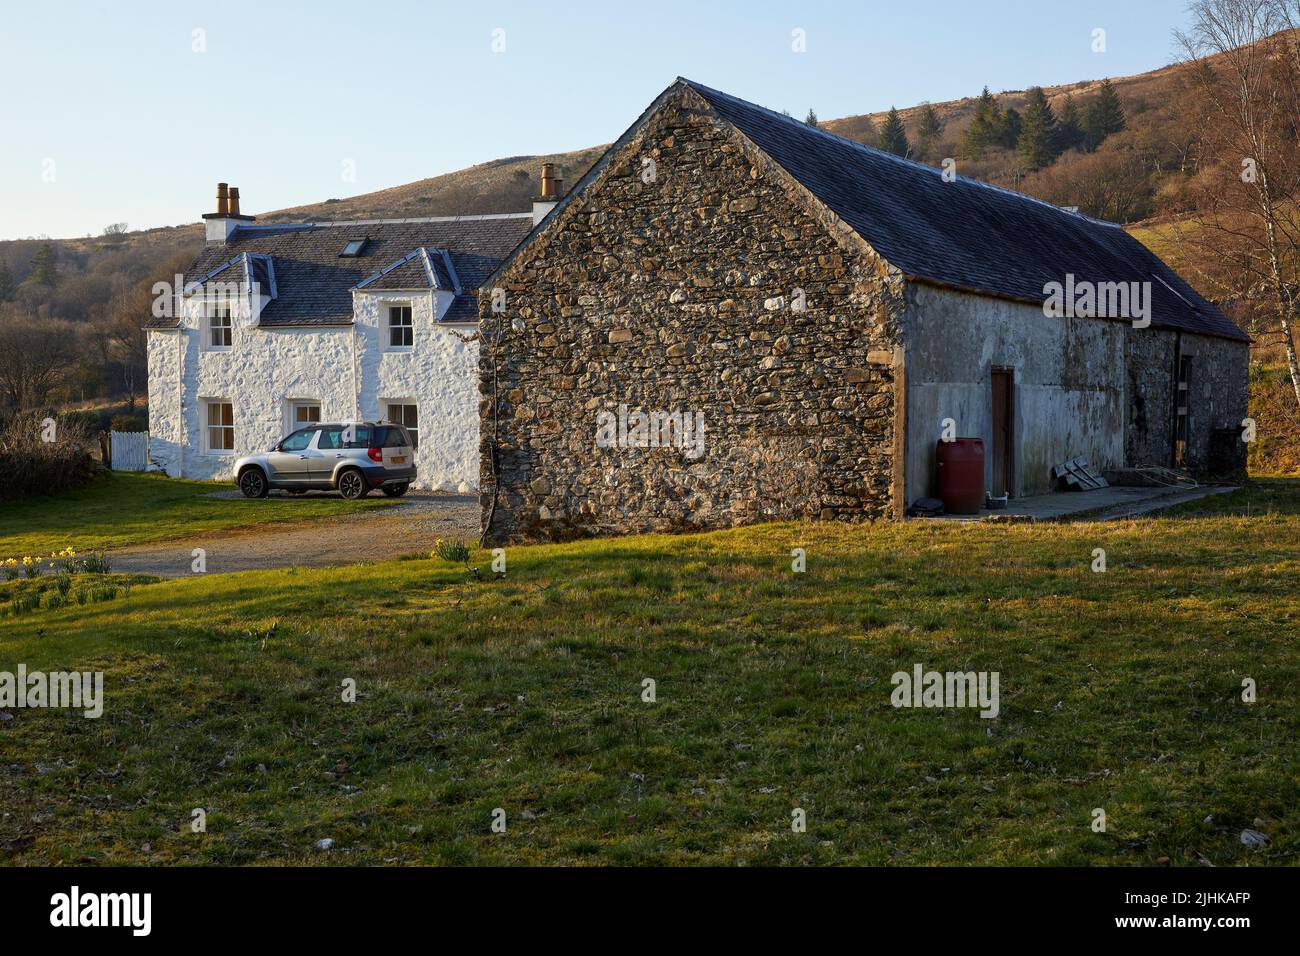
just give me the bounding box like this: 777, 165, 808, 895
340, 238, 367, 257
207, 302, 233, 350
387, 304, 413, 349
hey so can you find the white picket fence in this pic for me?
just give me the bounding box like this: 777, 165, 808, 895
109, 431, 149, 471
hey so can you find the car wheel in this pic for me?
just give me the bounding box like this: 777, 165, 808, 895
381, 483, 409, 498
337, 468, 369, 500
238, 467, 269, 499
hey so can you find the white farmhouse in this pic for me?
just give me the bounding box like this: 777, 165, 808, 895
145, 181, 548, 491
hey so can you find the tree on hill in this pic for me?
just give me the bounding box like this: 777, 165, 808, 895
878, 107, 910, 156
1175, 0, 1300, 411
914, 103, 944, 160
1056, 94, 1086, 151
27, 243, 59, 288
805, 109, 819, 128
0, 260, 15, 302
1018, 87, 1061, 170
1083, 79, 1127, 150
962, 87, 1004, 157
999, 107, 1022, 149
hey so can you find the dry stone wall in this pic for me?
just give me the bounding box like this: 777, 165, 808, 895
480, 88, 904, 543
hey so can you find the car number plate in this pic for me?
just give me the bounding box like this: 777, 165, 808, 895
390, 456, 406, 464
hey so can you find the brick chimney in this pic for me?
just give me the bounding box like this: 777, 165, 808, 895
532, 163, 564, 225
202, 181, 255, 242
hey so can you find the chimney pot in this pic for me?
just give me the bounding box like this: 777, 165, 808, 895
229, 187, 241, 217
539, 163, 562, 201
216, 182, 229, 215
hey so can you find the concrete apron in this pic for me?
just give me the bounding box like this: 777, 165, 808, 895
920, 484, 1240, 523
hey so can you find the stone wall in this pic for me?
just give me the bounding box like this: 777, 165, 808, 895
1124, 327, 1249, 476
480, 87, 904, 543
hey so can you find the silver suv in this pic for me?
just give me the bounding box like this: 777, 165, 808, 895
234, 421, 417, 499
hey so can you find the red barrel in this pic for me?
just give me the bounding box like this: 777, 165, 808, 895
936, 438, 985, 515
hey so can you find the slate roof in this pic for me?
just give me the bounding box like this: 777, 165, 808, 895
356, 247, 463, 295
148, 215, 532, 328
681, 80, 1247, 342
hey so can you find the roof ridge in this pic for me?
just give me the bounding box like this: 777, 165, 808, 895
235, 213, 532, 234
678, 78, 1122, 229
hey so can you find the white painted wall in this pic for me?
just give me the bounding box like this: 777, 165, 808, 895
146, 287, 480, 491
903, 283, 1127, 503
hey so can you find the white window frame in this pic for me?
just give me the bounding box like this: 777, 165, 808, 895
386, 303, 414, 351
382, 400, 419, 449
288, 400, 322, 430
203, 399, 235, 454
206, 301, 233, 351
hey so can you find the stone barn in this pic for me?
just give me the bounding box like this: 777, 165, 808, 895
478, 79, 1250, 542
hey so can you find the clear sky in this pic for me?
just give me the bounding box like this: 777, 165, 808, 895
0, 0, 1196, 241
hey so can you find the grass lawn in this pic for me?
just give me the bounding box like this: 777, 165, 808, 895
1, 480, 1297, 865
0, 471, 391, 558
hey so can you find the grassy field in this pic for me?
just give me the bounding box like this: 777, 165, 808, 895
1, 481, 1297, 865
0, 472, 391, 558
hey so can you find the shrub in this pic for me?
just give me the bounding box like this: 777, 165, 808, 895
0, 412, 98, 501
432, 539, 471, 564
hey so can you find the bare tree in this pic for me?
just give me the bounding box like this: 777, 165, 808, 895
0, 306, 83, 411
1175, 0, 1300, 408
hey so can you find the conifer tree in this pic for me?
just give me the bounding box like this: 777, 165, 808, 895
0, 259, 15, 301
1018, 87, 1061, 170
878, 107, 910, 156
914, 103, 944, 159
1055, 94, 1085, 151
962, 87, 1003, 156
1083, 79, 1126, 150
28, 243, 59, 288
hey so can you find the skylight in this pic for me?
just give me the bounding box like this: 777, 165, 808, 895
340, 238, 367, 257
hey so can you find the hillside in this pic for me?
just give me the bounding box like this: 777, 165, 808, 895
0, 54, 1203, 297
3, 39, 1291, 431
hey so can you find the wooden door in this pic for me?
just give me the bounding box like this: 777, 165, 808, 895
991, 369, 1014, 497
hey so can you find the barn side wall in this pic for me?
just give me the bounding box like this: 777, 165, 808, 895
480, 89, 904, 543
903, 283, 1127, 502
903, 282, 1250, 504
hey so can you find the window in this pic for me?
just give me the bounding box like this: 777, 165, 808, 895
205, 400, 234, 453
280, 429, 316, 452
384, 402, 418, 448
388, 305, 413, 348
373, 425, 410, 448
1175, 355, 1192, 468
340, 238, 367, 257
340, 425, 372, 449
291, 401, 321, 427
208, 303, 232, 350
318, 426, 346, 450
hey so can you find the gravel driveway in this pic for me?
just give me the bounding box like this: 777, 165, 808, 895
109, 490, 480, 578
